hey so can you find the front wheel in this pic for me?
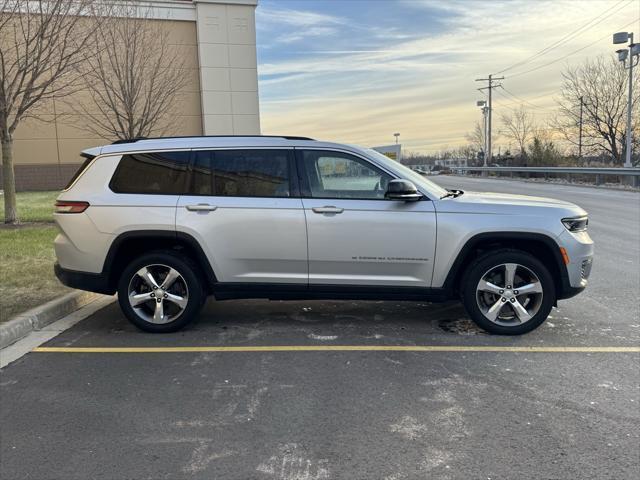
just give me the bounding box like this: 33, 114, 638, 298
461, 249, 556, 335
117, 251, 205, 333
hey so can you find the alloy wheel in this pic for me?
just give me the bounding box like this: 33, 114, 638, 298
475, 263, 544, 326
127, 264, 189, 324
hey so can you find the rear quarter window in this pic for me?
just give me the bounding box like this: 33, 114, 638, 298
110, 151, 190, 194
64, 156, 94, 190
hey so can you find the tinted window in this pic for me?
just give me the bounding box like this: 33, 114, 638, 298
110, 151, 189, 194
189, 149, 291, 197
301, 150, 393, 200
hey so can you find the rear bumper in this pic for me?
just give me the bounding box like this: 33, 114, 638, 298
54, 263, 115, 295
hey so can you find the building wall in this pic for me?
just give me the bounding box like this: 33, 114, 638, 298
1, 0, 259, 191
195, 0, 260, 135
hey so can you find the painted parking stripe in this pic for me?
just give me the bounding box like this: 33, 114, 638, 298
33, 346, 640, 353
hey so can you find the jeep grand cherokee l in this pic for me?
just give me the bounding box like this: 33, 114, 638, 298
54, 136, 594, 335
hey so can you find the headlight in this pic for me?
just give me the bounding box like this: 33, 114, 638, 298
562, 216, 588, 232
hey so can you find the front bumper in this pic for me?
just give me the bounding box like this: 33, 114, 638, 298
556, 229, 594, 298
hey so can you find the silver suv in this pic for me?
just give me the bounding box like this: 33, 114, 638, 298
54, 136, 593, 335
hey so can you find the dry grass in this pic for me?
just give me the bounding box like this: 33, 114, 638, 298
1, 191, 70, 323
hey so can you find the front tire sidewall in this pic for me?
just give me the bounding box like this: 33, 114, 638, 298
462, 251, 555, 335
117, 252, 204, 333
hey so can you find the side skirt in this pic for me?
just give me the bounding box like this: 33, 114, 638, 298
212, 283, 451, 302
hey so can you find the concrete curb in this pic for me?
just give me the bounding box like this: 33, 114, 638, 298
0, 292, 106, 349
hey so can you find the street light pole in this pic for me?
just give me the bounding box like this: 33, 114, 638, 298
625, 33, 633, 168
614, 31, 638, 168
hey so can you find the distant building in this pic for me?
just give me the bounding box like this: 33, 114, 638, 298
435, 158, 468, 168
2, 0, 260, 191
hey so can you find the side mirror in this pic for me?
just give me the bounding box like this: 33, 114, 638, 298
385, 179, 423, 201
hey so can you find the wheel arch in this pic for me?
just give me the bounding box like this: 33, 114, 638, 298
443, 232, 570, 300
103, 230, 217, 294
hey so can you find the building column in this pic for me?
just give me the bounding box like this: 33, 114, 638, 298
194, 0, 260, 135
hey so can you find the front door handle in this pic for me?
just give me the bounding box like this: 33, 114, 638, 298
186, 204, 217, 212
312, 206, 344, 214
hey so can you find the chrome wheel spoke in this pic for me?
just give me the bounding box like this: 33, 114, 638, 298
511, 299, 532, 323
130, 292, 153, 307
478, 279, 503, 295
517, 282, 542, 295
165, 292, 188, 309
504, 263, 517, 288
161, 268, 181, 290
153, 300, 165, 323
485, 298, 505, 321
137, 267, 160, 289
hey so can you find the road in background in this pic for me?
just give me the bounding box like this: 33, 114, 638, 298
1, 177, 639, 480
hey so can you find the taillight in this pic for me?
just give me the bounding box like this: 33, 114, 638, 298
55, 201, 89, 214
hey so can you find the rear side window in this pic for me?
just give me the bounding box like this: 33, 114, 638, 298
64, 156, 94, 190
189, 149, 291, 198
110, 151, 190, 194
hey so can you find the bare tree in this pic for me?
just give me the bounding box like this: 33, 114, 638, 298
70, 3, 188, 141
554, 55, 639, 164
465, 121, 485, 155
500, 105, 536, 158
0, 0, 98, 224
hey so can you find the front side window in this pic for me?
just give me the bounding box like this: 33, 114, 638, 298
188, 149, 291, 198
301, 150, 393, 200
110, 151, 190, 194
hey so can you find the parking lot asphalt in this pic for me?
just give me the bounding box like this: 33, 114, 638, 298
1, 177, 639, 480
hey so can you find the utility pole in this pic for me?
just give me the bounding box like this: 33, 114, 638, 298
476, 74, 504, 165
578, 96, 584, 161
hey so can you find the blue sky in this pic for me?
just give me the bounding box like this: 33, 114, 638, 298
255, 0, 639, 153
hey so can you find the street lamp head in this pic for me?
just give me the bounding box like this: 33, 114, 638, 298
631, 43, 640, 57
616, 49, 628, 62
613, 31, 629, 44
476, 100, 486, 106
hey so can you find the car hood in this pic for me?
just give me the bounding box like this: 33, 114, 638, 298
437, 190, 587, 217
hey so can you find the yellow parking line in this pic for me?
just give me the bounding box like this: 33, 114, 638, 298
33, 346, 640, 353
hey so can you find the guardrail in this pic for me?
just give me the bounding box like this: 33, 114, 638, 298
446, 166, 640, 187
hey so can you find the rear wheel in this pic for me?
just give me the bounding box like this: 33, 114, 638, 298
117, 251, 204, 333
461, 249, 555, 335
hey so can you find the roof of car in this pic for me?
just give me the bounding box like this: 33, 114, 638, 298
82, 135, 361, 157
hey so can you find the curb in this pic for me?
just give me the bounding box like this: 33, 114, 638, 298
0, 292, 106, 349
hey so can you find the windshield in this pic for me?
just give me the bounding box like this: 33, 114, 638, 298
364, 149, 449, 198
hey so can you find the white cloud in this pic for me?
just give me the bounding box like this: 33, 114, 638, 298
258, 0, 639, 153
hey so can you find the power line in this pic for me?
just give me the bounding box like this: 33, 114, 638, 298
498, 85, 553, 111
506, 16, 640, 79
494, 0, 633, 75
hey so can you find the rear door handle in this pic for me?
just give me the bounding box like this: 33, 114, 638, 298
312, 206, 344, 214
186, 204, 217, 212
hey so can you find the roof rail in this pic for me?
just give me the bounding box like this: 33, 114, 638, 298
111, 137, 147, 144
111, 135, 314, 144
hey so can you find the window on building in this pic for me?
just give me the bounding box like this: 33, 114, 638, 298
110, 151, 190, 194
189, 149, 291, 198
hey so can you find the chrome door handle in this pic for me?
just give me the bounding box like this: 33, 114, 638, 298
312, 206, 344, 214
186, 204, 217, 212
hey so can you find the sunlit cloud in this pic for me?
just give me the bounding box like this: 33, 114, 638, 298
256, 0, 639, 153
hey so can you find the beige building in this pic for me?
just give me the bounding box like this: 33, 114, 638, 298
4, 0, 260, 191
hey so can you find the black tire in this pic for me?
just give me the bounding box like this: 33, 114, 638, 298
117, 250, 205, 333
461, 249, 555, 335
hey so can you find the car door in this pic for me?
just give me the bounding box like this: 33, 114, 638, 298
298, 149, 437, 287
176, 148, 308, 284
